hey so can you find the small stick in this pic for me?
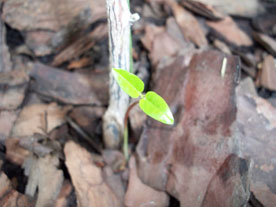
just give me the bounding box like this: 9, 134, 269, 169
221, 57, 227, 78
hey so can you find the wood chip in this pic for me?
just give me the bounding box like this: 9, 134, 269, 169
253, 32, 276, 56
12, 103, 71, 137
125, 156, 169, 207
169, 1, 208, 47
0, 110, 18, 142
64, 141, 121, 207
23, 154, 64, 207
187, 0, 264, 18
0, 172, 35, 207
207, 16, 253, 47
180, 0, 225, 20
261, 55, 276, 91
30, 63, 108, 105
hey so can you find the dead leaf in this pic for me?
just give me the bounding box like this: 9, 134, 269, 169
64, 141, 121, 207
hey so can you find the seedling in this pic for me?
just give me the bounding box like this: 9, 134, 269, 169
112, 68, 174, 160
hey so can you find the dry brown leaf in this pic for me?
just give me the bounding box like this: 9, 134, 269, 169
64, 141, 121, 207
12, 103, 71, 137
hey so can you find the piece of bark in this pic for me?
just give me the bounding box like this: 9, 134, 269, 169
235, 90, 276, 207
69, 106, 105, 139
64, 141, 121, 207
202, 155, 251, 207
180, 0, 225, 20
103, 166, 125, 204
2, 0, 106, 56
11, 103, 71, 137
141, 24, 165, 52
187, 0, 264, 18
23, 154, 64, 207
252, 14, 276, 36
52, 23, 108, 67
260, 55, 276, 91
0, 13, 12, 73
253, 32, 276, 56
168, 1, 208, 47
2, 0, 105, 32
136, 50, 250, 207
129, 104, 147, 140
102, 149, 125, 172
68, 57, 92, 70
30, 63, 108, 105
213, 39, 231, 55
0, 172, 35, 207
55, 181, 75, 207
207, 17, 253, 47
125, 156, 169, 207
0, 70, 29, 110
0, 110, 18, 142
236, 77, 258, 97
5, 138, 30, 166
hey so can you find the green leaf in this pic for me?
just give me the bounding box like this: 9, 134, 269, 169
112, 68, 144, 98
139, 91, 174, 125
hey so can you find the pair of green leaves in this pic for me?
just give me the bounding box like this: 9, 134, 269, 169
112, 68, 174, 125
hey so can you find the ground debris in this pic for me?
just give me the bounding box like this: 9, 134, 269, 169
64, 141, 122, 207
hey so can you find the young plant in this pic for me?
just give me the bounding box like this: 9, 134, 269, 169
112, 68, 174, 159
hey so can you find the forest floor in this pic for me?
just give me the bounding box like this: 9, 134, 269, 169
0, 0, 276, 206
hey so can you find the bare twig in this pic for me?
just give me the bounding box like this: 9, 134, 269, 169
103, 0, 139, 148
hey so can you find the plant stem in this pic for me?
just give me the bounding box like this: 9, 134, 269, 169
123, 100, 139, 160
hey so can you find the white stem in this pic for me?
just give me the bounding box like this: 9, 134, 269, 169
103, 0, 139, 148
